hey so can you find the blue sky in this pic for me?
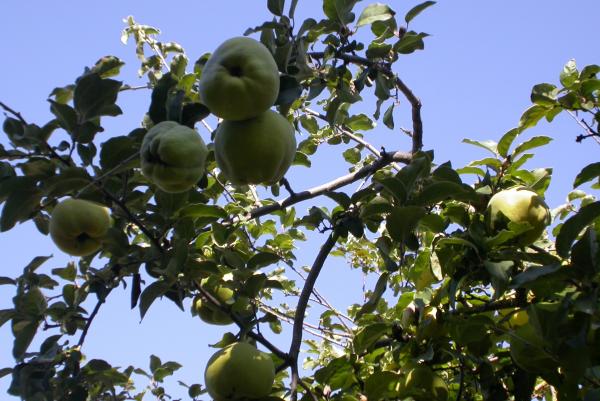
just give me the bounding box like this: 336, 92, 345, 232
1, 0, 599, 398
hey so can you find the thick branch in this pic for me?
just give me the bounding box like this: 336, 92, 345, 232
248, 150, 411, 220
289, 232, 339, 399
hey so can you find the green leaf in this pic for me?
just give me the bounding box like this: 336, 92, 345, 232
383, 104, 394, 129
519, 105, 549, 129
353, 322, 389, 353
342, 147, 361, 164
574, 162, 600, 188
51, 263, 76, 281
394, 31, 429, 54
415, 181, 478, 205
356, 3, 395, 27
91, 55, 125, 78
99, 136, 138, 170
179, 203, 227, 220
181, 102, 210, 128
247, 252, 280, 269
150, 355, 161, 373
12, 320, 39, 359
0, 309, 14, 328
560, 59, 579, 88
497, 127, 521, 157
409, 248, 436, 290
346, 114, 375, 131
24, 256, 52, 274
0, 276, 16, 286
314, 357, 357, 390
74, 73, 122, 121
405, 1, 436, 23
512, 136, 553, 156
386, 206, 426, 243
462, 138, 498, 155
356, 272, 389, 318
275, 75, 303, 110
484, 260, 513, 296
364, 371, 400, 400
188, 384, 203, 398
49, 100, 78, 134
148, 73, 178, 124
556, 201, 600, 258
323, 0, 358, 25
1, 186, 42, 232
510, 264, 562, 288
267, 0, 285, 16
139, 280, 171, 319
530, 83, 558, 106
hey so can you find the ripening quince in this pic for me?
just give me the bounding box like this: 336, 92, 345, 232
398, 366, 448, 401
193, 280, 252, 326
49, 198, 112, 256
204, 342, 275, 401
199, 37, 280, 121
140, 121, 208, 193
498, 308, 529, 329
214, 110, 296, 185
486, 186, 551, 246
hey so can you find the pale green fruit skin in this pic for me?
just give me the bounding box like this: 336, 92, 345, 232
204, 342, 275, 401
140, 121, 208, 193
194, 286, 235, 326
399, 366, 448, 401
215, 110, 296, 185
487, 187, 551, 245
199, 37, 280, 121
49, 198, 112, 256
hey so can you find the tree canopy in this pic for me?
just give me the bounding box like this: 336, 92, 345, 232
1, 1, 600, 400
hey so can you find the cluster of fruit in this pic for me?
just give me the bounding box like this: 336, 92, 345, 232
44, 37, 551, 401
200, 37, 296, 186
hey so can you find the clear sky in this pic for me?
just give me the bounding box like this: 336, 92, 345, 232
1, 0, 599, 399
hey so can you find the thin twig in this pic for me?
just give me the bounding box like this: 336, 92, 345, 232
77, 289, 112, 348
0, 101, 27, 123
307, 52, 423, 152
195, 285, 289, 361
304, 107, 402, 172
567, 110, 600, 145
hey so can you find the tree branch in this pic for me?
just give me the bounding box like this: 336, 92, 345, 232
77, 288, 113, 348
289, 232, 339, 400
306, 52, 423, 152
304, 107, 402, 172
195, 285, 289, 361
247, 150, 412, 221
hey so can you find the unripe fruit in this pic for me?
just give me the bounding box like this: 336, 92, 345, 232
204, 342, 275, 401
214, 110, 296, 185
486, 187, 551, 246
199, 37, 280, 121
140, 121, 208, 193
49, 198, 112, 256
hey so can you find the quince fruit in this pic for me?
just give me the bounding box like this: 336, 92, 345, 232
204, 342, 275, 400
486, 186, 551, 246
140, 121, 208, 193
199, 37, 280, 121
49, 198, 111, 256
215, 110, 296, 185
